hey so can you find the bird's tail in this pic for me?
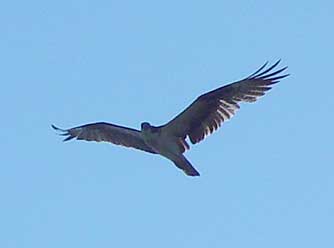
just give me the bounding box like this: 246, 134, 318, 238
172, 155, 200, 177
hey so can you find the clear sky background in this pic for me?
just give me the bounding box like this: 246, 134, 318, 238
1, 1, 333, 247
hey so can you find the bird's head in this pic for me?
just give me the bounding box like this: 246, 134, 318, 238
141, 122, 152, 132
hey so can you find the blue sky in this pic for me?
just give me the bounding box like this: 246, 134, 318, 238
1, 0, 333, 247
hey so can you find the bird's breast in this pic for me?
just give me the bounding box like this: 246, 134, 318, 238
142, 130, 180, 156
142, 131, 159, 151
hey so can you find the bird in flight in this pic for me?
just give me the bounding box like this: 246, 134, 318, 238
52, 60, 288, 176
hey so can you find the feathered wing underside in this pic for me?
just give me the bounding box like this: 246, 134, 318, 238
52, 122, 157, 154
162, 60, 289, 144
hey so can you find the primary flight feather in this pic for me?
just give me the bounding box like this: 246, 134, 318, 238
53, 60, 289, 176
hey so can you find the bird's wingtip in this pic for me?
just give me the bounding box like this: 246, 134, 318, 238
51, 124, 68, 135
51, 124, 74, 141
51, 124, 58, 130
51, 124, 66, 131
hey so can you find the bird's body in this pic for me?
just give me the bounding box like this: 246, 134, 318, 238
140, 122, 199, 175
53, 60, 289, 176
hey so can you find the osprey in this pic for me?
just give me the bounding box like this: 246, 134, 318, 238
52, 60, 288, 176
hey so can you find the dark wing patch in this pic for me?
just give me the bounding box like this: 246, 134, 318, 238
161, 60, 289, 144
52, 122, 157, 154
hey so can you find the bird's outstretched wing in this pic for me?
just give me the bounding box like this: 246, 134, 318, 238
161, 60, 289, 144
52, 122, 157, 154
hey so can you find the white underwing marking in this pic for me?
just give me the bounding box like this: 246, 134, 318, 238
216, 109, 225, 121
205, 125, 211, 136
219, 106, 234, 118
219, 100, 239, 110
244, 93, 258, 98
217, 108, 229, 120
213, 118, 220, 129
